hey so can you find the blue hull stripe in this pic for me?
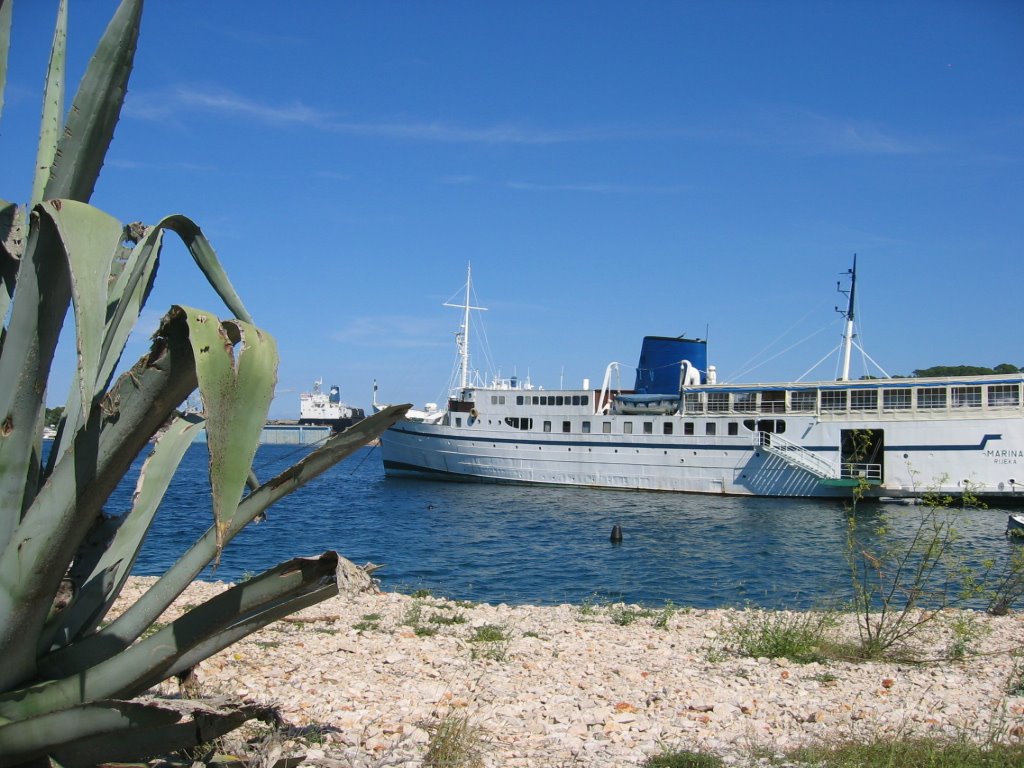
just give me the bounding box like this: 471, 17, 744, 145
386, 426, 1003, 454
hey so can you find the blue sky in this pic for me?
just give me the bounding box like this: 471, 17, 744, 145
4, 1, 1022, 418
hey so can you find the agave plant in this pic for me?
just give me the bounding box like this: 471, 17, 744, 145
0, 1, 407, 764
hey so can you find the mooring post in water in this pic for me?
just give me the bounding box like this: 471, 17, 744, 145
610, 524, 623, 543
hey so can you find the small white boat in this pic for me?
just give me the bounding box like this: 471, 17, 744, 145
1008, 514, 1024, 538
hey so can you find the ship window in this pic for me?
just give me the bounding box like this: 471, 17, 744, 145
643, 422, 653, 435
532, 396, 540, 405
556, 396, 564, 406
775, 420, 786, 434
917, 387, 946, 409
734, 392, 757, 412
572, 395, 580, 406
684, 422, 694, 435
663, 422, 673, 435
761, 391, 785, 413
790, 390, 816, 412
517, 396, 524, 405
851, 390, 878, 411
581, 395, 589, 406
455, 417, 462, 427
706, 422, 716, 435
988, 384, 1020, 407
543, 420, 552, 432
708, 392, 730, 412
952, 386, 982, 408
623, 422, 633, 434
883, 389, 911, 410
582, 421, 591, 433
504, 417, 533, 429
603, 422, 612, 434
743, 419, 756, 431
562, 421, 571, 433
728, 422, 739, 436
820, 390, 847, 411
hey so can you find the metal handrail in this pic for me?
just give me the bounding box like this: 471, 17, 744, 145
754, 431, 837, 479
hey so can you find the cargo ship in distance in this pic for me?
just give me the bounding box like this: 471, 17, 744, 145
378, 261, 1024, 504
299, 379, 364, 432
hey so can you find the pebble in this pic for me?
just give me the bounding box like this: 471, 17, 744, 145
116, 577, 1024, 768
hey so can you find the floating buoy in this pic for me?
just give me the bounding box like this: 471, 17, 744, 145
610, 524, 623, 543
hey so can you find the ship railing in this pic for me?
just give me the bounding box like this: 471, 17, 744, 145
754, 431, 837, 480
839, 462, 883, 481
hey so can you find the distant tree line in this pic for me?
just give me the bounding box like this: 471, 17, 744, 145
45, 406, 64, 427
911, 363, 1021, 377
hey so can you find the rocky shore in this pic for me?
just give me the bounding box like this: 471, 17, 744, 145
121, 577, 1024, 767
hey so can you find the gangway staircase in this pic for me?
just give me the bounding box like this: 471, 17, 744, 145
754, 432, 881, 487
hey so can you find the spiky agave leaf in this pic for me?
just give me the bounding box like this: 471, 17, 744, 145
0, 0, 11, 121
49, 213, 254, 472
44, 0, 142, 203
0, 552, 366, 721
181, 306, 277, 553
39, 413, 206, 653
37, 403, 409, 679
31, 0, 67, 205
0, 696, 279, 768
0, 301, 198, 692
0, 202, 74, 551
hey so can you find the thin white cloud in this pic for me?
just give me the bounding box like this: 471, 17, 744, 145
440, 175, 480, 185
506, 181, 690, 194
332, 315, 452, 348
125, 85, 648, 144
124, 85, 941, 156
746, 107, 939, 156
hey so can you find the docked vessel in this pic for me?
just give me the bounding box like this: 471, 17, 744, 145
379, 263, 1024, 503
299, 379, 365, 432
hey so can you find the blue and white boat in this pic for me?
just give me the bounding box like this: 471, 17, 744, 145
379, 262, 1024, 503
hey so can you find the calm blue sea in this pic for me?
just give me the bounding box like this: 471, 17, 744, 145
123, 443, 1020, 609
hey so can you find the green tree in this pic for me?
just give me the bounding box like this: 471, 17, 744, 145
0, 2, 408, 764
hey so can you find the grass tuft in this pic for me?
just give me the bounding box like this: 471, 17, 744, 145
642, 748, 723, 767
423, 712, 485, 768
788, 735, 1024, 768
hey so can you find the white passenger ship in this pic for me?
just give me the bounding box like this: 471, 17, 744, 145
380, 264, 1024, 503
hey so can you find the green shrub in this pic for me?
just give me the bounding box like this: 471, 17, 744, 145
726, 608, 836, 664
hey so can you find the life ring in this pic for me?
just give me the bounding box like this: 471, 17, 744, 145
470, 408, 479, 419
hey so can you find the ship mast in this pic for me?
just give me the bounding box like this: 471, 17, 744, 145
444, 262, 487, 391
837, 254, 857, 381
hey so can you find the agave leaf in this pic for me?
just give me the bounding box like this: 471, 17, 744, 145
40, 414, 206, 653
44, 199, 129, 424
45, 0, 142, 203
0, 0, 11, 122
181, 307, 276, 552
0, 0, 10, 123
0, 204, 73, 549
0, 201, 19, 344
0, 696, 278, 768
157, 215, 254, 323
46, 224, 160, 473
31, 0, 67, 205
0, 553, 348, 720
0, 307, 198, 691
37, 404, 409, 679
